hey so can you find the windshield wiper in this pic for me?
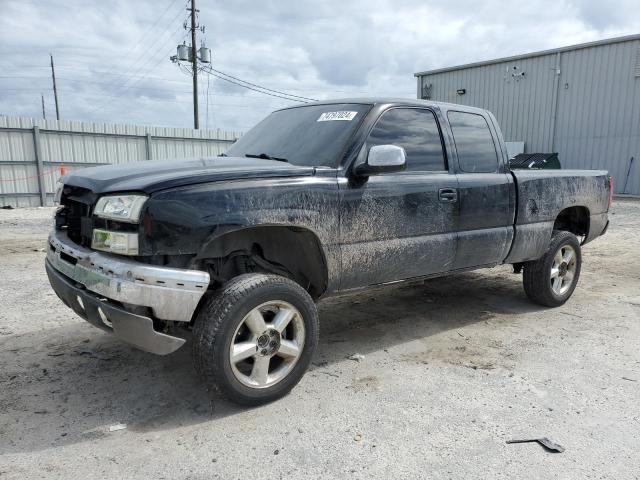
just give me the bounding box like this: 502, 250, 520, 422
245, 153, 288, 163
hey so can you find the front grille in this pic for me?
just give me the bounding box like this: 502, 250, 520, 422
57, 186, 96, 247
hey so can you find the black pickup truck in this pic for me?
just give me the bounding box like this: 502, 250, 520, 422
46, 98, 611, 405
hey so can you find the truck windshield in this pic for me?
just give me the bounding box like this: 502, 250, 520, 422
225, 103, 372, 168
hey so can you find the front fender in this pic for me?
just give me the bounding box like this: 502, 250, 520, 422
139, 176, 342, 292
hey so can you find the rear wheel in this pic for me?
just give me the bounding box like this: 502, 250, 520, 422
523, 230, 582, 307
192, 273, 318, 406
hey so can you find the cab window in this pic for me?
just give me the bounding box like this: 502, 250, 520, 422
366, 108, 446, 172
447, 111, 499, 173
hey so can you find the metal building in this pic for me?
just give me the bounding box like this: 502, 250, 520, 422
414, 34, 640, 195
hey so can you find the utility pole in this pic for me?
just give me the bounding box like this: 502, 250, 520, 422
190, 0, 199, 129
41, 94, 46, 119
50, 53, 60, 120
170, 1, 209, 129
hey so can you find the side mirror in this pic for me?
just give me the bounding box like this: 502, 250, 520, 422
354, 145, 407, 177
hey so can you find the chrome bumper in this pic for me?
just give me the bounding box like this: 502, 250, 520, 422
47, 230, 210, 322
46, 261, 187, 355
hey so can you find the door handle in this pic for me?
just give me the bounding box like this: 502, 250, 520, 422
439, 188, 458, 202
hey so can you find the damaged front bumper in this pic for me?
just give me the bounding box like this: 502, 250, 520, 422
45, 230, 210, 355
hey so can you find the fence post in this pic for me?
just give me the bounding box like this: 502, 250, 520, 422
146, 133, 153, 160
32, 126, 47, 206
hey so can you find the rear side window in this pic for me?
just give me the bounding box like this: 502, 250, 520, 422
366, 108, 446, 172
447, 111, 499, 173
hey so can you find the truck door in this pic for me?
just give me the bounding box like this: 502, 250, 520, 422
339, 107, 459, 289
446, 110, 514, 269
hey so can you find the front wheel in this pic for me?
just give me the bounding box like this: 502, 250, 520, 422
192, 273, 319, 406
523, 230, 582, 307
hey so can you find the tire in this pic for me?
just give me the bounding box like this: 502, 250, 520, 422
523, 230, 582, 307
192, 273, 319, 406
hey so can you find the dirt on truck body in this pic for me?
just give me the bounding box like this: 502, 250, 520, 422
46, 98, 611, 405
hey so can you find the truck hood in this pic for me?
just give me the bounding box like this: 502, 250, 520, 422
62, 157, 317, 194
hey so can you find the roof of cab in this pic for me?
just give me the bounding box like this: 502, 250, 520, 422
275, 97, 489, 115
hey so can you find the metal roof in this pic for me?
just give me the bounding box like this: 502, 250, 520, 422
414, 32, 640, 77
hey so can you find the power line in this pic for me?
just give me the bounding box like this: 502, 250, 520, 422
93, 3, 188, 99
121, 0, 184, 58
99, 0, 187, 91
0, 83, 292, 103
0, 71, 372, 95
6, 86, 289, 109
203, 68, 315, 103
88, 23, 187, 113
205, 71, 306, 102
115, 29, 190, 93
54, 6, 189, 117
121, 28, 188, 89
207, 67, 318, 102
81, 0, 183, 95
201, 66, 314, 103
117, 16, 187, 90
0, 69, 193, 83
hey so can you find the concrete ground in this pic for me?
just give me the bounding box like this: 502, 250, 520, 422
1, 200, 639, 480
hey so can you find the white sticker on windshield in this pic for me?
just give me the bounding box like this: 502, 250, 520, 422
317, 111, 358, 122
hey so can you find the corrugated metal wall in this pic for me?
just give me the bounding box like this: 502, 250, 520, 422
417, 37, 640, 195
0, 116, 241, 207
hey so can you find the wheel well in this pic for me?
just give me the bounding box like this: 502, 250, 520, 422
553, 206, 590, 237
196, 226, 328, 299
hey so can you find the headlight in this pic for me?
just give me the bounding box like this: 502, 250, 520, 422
94, 195, 147, 223
92, 229, 139, 255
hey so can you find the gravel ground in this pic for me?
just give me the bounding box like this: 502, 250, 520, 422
1, 201, 639, 479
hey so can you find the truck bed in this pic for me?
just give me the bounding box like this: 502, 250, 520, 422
505, 169, 610, 263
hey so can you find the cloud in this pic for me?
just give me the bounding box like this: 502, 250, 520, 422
569, 0, 640, 30
0, 0, 639, 132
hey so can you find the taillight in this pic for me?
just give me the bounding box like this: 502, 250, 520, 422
608, 176, 614, 209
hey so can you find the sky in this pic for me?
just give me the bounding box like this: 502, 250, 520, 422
0, 0, 639, 133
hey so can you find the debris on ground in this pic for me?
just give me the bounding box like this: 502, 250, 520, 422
506, 437, 565, 453
348, 353, 365, 362
75, 349, 109, 360
622, 377, 637, 382
462, 361, 495, 370
108, 424, 127, 432
1, 205, 14, 209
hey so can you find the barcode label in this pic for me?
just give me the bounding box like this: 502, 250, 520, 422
317, 111, 358, 122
